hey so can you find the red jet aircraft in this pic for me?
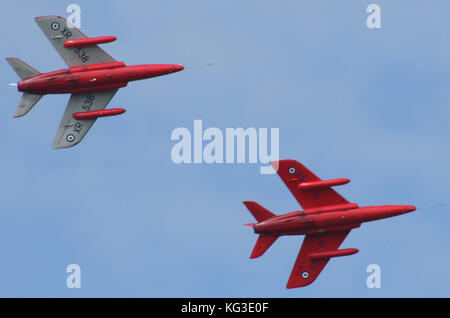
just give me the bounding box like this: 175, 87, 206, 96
6, 16, 184, 149
244, 159, 416, 288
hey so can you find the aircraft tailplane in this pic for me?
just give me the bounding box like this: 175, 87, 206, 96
243, 201, 276, 222
6, 58, 40, 80
14, 93, 42, 118
250, 235, 278, 259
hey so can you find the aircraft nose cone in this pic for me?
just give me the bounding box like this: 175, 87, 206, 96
403, 205, 416, 213
172, 64, 184, 72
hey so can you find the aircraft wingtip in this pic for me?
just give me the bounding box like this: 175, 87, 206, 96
286, 281, 301, 289
35, 15, 60, 20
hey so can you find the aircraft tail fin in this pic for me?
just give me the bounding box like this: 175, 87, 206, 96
14, 93, 43, 118
243, 201, 276, 222
6, 58, 40, 80
250, 235, 278, 259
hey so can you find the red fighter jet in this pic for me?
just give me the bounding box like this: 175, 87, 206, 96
6, 16, 184, 149
244, 159, 416, 288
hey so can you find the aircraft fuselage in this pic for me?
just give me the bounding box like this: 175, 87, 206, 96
254, 205, 416, 236
17, 62, 184, 95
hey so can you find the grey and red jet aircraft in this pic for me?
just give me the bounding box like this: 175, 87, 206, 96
6, 16, 184, 149
244, 159, 416, 288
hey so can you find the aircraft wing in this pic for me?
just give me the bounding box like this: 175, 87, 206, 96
273, 159, 349, 209
35, 16, 116, 67
287, 230, 350, 288
52, 89, 118, 149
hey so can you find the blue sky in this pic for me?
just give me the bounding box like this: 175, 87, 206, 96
0, 0, 449, 297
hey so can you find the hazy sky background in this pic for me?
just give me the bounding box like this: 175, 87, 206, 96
0, 1, 449, 297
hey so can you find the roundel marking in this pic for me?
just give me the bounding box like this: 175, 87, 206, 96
51, 22, 60, 30
288, 167, 296, 175
301, 271, 310, 279
66, 134, 75, 142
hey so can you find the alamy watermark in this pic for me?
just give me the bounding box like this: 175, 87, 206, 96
66, 4, 81, 28
366, 4, 381, 29
66, 264, 81, 289
170, 120, 280, 174
366, 264, 381, 288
